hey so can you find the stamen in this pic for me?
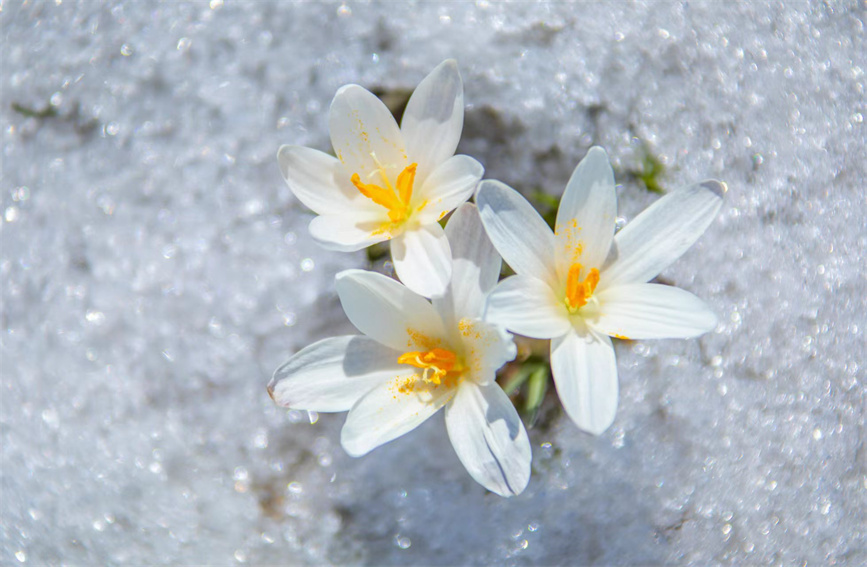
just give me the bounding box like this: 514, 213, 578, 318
396, 163, 416, 207
565, 262, 600, 312
351, 161, 418, 223
398, 347, 461, 386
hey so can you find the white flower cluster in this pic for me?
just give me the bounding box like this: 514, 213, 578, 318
269, 60, 724, 497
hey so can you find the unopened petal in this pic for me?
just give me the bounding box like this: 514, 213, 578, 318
391, 222, 452, 299
268, 336, 405, 412
555, 147, 617, 277
600, 180, 725, 288
486, 275, 571, 339
415, 155, 483, 224
592, 283, 718, 339
329, 84, 407, 184
445, 381, 531, 497
340, 374, 454, 457
476, 180, 558, 285
550, 329, 618, 435
401, 59, 464, 184
335, 270, 446, 351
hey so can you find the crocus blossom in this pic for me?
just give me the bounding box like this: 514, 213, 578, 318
476, 147, 724, 435
269, 204, 531, 497
277, 59, 483, 298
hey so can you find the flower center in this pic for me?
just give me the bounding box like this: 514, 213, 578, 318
565, 262, 600, 312
350, 153, 417, 223
397, 347, 463, 386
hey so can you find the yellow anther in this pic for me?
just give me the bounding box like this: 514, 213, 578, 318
351, 162, 417, 223
398, 347, 461, 385
565, 263, 600, 312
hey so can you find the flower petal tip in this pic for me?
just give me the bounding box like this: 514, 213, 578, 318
702, 179, 727, 198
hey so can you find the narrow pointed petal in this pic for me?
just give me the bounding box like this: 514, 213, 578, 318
391, 222, 452, 299
335, 270, 446, 352
341, 375, 454, 457
476, 180, 558, 285
415, 155, 483, 225
600, 180, 725, 288
434, 203, 501, 324
555, 147, 617, 276
329, 85, 407, 183
401, 59, 464, 183
550, 330, 618, 435
592, 283, 718, 339
277, 145, 363, 215
486, 275, 571, 339
268, 336, 405, 412
308, 213, 392, 252
445, 382, 531, 497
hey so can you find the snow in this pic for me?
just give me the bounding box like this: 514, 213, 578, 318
2, 1, 864, 564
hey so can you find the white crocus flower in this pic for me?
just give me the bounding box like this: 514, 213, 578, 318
476, 147, 724, 435
277, 59, 483, 298
268, 204, 531, 497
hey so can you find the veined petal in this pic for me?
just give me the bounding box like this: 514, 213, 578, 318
457, 317, 516, 386
415, 155, 483, 225
445, 381, 531, 497
550, 329, 618, 435
329, 85, 407, 184
401, 59, 464, 184
268, 336, 405, 412
391, 222, 452, 299
486, 275, 571, 339
308, 213, 392, 252
555, 147, 617, 277
476, 180, 558, 285
277, 145, 363, 215
341, 374, 454, 457
591, 283, 718, 339
434, 203, 501, 325
335, 270, 446, 352
600, 180, 725, 288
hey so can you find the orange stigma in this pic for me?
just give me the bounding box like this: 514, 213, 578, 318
397, 347, 461, 385
351, 160, 417, 223
565, 262, 600, 312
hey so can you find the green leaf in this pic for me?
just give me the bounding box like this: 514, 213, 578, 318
502, 364, 536, 396
524, 365, 549, 415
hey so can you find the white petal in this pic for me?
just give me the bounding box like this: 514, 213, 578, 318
329, 84, 407, 184
308, 213, 392, 252
277, 145, 363, 215
415, 155, 483, 224
600, 180, 725, 288
268, 336, 405, 412
592, 283, 718, 339
485, 275, 571, 339
341, 374, 454, 457
550, 329, 618, 435
457, 318, 516, 386
434, 203, 501, 324
554, 147, 617, 276
335, 270, 446, 352
401, 59, 464, 184
476, 180, 558, 285
445, 381, 531, 497
391, 222, 452, 299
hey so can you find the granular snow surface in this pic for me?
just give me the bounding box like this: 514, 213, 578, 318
1, 1, 865, 565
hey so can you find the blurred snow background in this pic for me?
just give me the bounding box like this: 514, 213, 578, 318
1, 1, 865, 564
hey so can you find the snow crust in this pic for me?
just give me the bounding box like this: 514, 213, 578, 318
2, 1, 864, 564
